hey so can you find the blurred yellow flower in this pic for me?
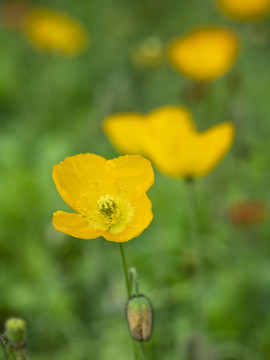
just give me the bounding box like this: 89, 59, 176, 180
23, 8, 88, 55
104, 106, 235, 178
52, 154, 154, 242
167, 26, 239, 81
215, 0, 270, 21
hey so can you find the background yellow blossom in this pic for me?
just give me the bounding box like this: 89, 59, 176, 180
23, 8, 88, 55
104, 106, 234, 178
167, 26, 239, 81
215, 0, 270, 20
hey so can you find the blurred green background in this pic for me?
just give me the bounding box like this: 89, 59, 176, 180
0, 0, 270, 359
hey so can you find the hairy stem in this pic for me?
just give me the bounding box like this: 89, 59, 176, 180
0, 336, 16, 360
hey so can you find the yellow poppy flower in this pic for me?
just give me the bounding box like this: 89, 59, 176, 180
52, 154, 154, 242
215, 0, 270, 21
167, 26, 239, 81
103, 105, 235, 178
23, 8, 88, 55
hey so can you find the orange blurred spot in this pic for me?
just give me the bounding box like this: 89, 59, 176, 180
229, 201, 267, 226
0, 1, 29, 29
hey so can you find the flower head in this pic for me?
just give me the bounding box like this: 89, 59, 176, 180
167, 26, 239, 81
215, 0, 270, 21
104, 106, 235, 178
52, 154, 154, 242
23, 8, 88, 55
5, 317, 26, 348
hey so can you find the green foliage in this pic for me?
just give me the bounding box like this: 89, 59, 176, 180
1, 0, 270, 359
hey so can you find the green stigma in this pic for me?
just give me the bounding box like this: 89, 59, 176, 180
95, 194, 133, 233
98, 195, 118, 219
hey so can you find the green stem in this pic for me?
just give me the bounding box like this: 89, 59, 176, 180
12, 350, 29, 360
185, 179, 207, 360
134, 342, 146, 360
0, 336, 16, 360
128, 267, 140, 295
119, 243, 131, 298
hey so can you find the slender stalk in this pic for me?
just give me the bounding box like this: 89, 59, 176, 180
12, 350, 28, 360
0, 335, 29, 360
185, 179, 207, 360
128, 267, 139, 295
119, 243, 131, 298
0, 336, 16, 360
119, 244, 146, 360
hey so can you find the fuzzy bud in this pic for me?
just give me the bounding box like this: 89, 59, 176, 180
5, 317, 26, 348
126, 295, 153, 342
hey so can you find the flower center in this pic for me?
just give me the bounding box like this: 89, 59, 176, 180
97, 195, 120, 227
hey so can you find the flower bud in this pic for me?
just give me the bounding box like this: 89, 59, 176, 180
5, 317, 26, 348
126, 295, 153, 342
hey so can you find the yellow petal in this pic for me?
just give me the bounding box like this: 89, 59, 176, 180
53, 211, 103, 239
146, 122, 235, 178
190, 122, 235, 177
168, 26, 239, 81
103, 191, 153, 242
216, 0, 270, 20
145, 105, 195, 153
146, 135, 193, 178
143, 106, 195, 178
23, 8, 88, 55
103, 113, 146, 154
147, 106, 195, 130
52, 153, 107, 212
106, 155, 154, 192
103, 106, 194, 157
